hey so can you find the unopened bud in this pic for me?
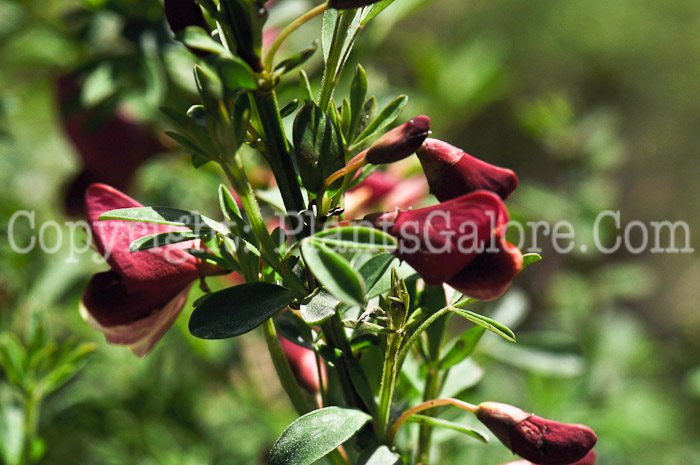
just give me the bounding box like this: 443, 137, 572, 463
477, 402, 597, 465
164, 0, 208, 34
417, 138, 518, 201
365, 115, 431, 165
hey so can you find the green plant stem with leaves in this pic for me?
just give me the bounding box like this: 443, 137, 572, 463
376, 328, 402, 440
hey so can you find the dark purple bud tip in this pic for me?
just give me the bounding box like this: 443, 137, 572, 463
365, 115, 431, 165
328, 0, 384, 9
477, 402, 597, 465
164, 0, 208, 34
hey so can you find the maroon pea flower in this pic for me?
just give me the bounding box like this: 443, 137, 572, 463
477, 402, 597, 465
417, 138, 518, 201
501, 450, 598, 465
366, 190, 522, 300
80, 184, 225, 357
57, 76, 166, 217
279, 336, 325, 394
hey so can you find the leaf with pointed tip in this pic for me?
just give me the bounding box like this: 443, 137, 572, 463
129, 231, 202, 252
450, 307, 516, 342
99, 206, 227, 235
299, 70, 313, 102
313, 226, 397, 252
353, 95, 408, 148
359, 253, 395, 294
321, 9, 338, 64
280, 99, 300, 118
301, 239, 366, 307
274, 41, 318, 76
438, 326, 486, 370
177, 26, 227, 54
268, 407, 372, 465
189, 283, 294, 339
349, 64, 368, 140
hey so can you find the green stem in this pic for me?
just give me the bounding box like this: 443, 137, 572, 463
376, 330, 403, 442
417, 367, 440, 463
395, 307, 452, 371
264, 2, 329, 71
21, 391, 41, 465
322, 314, 377, 415
251, 91, 307, 218
219, 158, 308, 297
262, 319, 314, 415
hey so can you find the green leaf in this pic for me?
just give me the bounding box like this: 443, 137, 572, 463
439, 326, 486, 370
99, 206, 227, 235
186, 249, 236, 270
177, 26, 227, 54
361, 0, 397, 25
292, 102, 345, 193
129, 231, 202, 252
301, 239, 366, 307
358, 253, 395, 294
280, 99, 300, 118
0, 333, 26, 386
353, 96, 378, 141
299, 70, 313, 102
407, 415, 488, 443
268, 407, 371, 465
349, 64, 368, 141
194, 64, 223, 113
353, 95, 408, 148
313, 226, 397, 252
274, 40, 318, 76
521, 252, 542, 270
357, 445, 401, 465
218, 184, 241, 221
321, 9, 338, 64
165, 130, 211, 159
191, 153, 211, 168
189, 283, 294, 339
275, 311, 314, 350
340, 97, 352, 139
217, 56, 257, 92
300, 288, 341, 325
450, 307, 516, 342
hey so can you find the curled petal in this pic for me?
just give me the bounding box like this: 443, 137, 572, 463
447, 239, 523, 300
80, 283, 192, 357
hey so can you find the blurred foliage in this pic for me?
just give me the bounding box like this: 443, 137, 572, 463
1, 0, 699, 464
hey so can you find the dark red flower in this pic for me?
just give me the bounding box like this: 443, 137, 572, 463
57, 76, 166, 217
279, 336, 325, 393
477, 402, 597, 465
417, 138, 518, 201
81, 184, 224, 356
366, 190, 522, 300
163, 0, 208, 34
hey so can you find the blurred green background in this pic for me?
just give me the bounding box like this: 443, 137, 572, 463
1, 0, 699, 464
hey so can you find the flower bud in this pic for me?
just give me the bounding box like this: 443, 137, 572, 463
365, 115, 431, 165
328, 0, 384, 10
164, 0, 208, 34
417, 138, 518, 201
477, 402, 597, 465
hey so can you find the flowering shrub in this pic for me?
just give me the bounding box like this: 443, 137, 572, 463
70, 0, 599, 464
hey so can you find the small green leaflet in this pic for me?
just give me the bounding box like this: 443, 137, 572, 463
268, 407, 372, 465
521, 252, 542, 270
450, 307, 516, 342
300, 239, 366, 307
99, 206, 227, 235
